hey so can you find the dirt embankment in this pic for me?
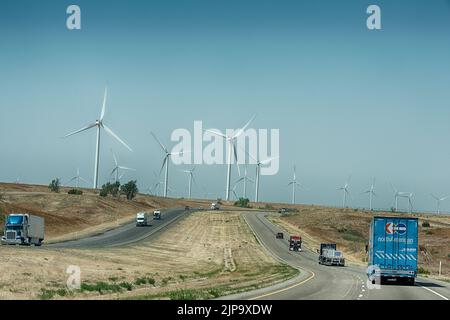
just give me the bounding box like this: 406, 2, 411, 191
269, 205, 450, 278
0, 183, 223, 240
0, 211, 297, 300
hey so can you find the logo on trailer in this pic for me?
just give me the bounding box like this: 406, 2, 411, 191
385, 222, 407, 235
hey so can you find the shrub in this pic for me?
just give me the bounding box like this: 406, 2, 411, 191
422, 221, 431, 228
120, 180, 138, 200
234, 198, 250, 208
100, 182, 121, 197
418, 267, 430, 275
48, 178, 60, 193
68, 189, 83, 195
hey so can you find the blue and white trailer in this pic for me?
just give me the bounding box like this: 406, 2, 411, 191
367, 216, 418, 285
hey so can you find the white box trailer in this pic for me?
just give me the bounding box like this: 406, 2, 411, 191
1, 213, 44, 246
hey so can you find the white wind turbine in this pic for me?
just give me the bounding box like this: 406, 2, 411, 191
110, 149, 136, 183
246, 151, 278, 203
205, 115, 256, 201
430, 194, 449, 214
363, 178, 376, 211
407, 193, 414, 213
181, 167, 197, 199
391, 183, 410, 212
64, 87, 133, 189
67, 168, 90, 188
288, 165, 302, 205
338, 176, 351, 208
150, 131, 187, 198
234, 166, 254, 199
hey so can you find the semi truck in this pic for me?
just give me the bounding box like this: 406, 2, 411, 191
318, 243, 345, 266
153, 210, 161, 220
136, 212, 148, 226
1, 213, 44, 246
289, 235, 302, 251
367, 216, 418, 285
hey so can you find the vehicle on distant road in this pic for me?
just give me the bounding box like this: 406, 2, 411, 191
1, 213, 44, 246
367, 216, 418, 285
185, 206, 190, 210
153, 210, 162, 220
289, 235, 302, 251
278, 208, 288, 214
211, 203, 220, 210
276, 232, 284, 239
136, 212, 148, 227
318, 243, 345, 266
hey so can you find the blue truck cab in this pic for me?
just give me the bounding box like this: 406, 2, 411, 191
367, 216, 418, 285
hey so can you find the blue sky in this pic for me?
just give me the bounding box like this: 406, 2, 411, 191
1, 0, 450, 212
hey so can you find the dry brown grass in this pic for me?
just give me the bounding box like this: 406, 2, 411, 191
0, 210, 297, 300
269, 205, 450, 278
0, 183, 228, 239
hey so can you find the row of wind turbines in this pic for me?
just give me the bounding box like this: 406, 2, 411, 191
61, 87, 449, 214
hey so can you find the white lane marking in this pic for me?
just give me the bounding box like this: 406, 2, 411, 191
358, 294, 363, 298
417, 284, 449, 300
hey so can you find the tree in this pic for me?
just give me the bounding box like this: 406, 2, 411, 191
121, 180, 138, 200
49, 178, 61, 193
100, 182, 121, 197
234, 197, 250, 208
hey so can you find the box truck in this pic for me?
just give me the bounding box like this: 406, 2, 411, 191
367, 216, 418, 285
136, 212, 148, 226
1, 213, 44, 246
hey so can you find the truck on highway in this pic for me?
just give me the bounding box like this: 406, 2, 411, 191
318, 243, 345, 266
136, 212, 149, 226
211, 203, 220, 210
289, 235, 302, 251
367, 216, 418, 285
153, 210, 162, 220
1, 213, 44, 246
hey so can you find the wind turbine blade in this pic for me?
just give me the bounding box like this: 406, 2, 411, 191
159, 156, 168, 176
233, 114, 256, 138
430, 194, 439, 201
110, 149, 118, 166
110, 167, 118, 176
441, 196, 449, 201
150, 131, 168, 153
233, 142, 241, 177
100, 86, 107, 121
260, 156, 279, 165
63, 122, 97, 138
103, 124, 133, 152
171, 150, 191, 156
79, 177, 90, 184
118, 166, 136, 171
204, 129, 227, 139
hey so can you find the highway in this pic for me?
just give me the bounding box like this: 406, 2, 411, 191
49, 207, 189, 248
223, 212, 450, 300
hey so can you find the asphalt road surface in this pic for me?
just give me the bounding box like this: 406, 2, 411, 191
223, 212, 450, 300
49, 207, 190, 248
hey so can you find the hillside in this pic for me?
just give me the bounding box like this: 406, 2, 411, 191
268, 205, 450, 278
0, 183, 217, 240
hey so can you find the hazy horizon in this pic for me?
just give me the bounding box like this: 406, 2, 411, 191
2, 0, 450, 213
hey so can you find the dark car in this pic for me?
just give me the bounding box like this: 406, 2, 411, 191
185, 206, 190, 210
276, 232, 284, 239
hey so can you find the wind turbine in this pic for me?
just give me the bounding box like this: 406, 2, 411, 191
181, 167, 197, 199
205, 115, 256, 201
287, 165, 302, 204
67, 168, 90, 188
150, 131, 187, 198
246, 151, 278, 203
338, 176, 351, 208
391, 183, 410, 212
110, 149, 135, 183
363, 178, 376, 211
63, 87, 133, 189
234, 166, 254, 199
430, 194, 448, 214
407, 193, 414, 213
